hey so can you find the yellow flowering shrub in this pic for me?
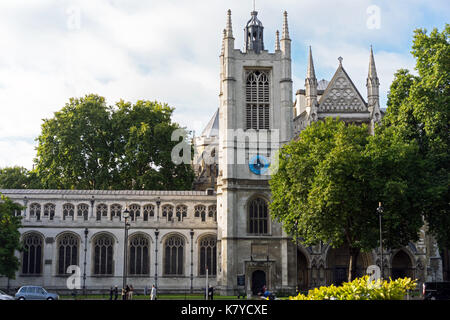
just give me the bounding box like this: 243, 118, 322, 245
290, 276, 417, 300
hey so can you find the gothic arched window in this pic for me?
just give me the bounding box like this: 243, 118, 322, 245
129, 204, 140, 221
129, 234, 150, 276
164, 235, 184, 275
29, 203, 41, 220
63, 203, 75, 220
77, 203, 89, 221
195, 205, 207, 222
248, 198, 269, 235
199, 236, 217, 276
93, 234, 114, 275
43, 203, 55, 220
57, 233, 79, 275
176, 205, 187, 222
96, 203, 108, 221
162, 205, 174, 222
110, 204, 122, 220
208, 205, 217, 221
246, 70, 270, 130
143, 204, 154, 221
22, 233, 43, 275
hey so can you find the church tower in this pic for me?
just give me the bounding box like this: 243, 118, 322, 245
216, 9, 295, 295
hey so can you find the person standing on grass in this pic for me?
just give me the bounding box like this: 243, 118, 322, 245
150, 284, 157, 300
114, 286, 118, 300
129, 285, 134, 300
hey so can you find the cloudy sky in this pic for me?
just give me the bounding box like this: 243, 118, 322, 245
0, 0, 448, 169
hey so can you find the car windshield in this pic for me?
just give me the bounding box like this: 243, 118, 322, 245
0, 290, 6, 295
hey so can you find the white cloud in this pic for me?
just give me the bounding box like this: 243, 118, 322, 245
0, 0, 447, 169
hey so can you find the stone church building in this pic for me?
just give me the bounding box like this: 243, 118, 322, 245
0, 10, 446, 295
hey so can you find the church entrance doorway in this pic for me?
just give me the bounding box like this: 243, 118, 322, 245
251, 270, 266, 295
391, 250, 414, 280
297, 249, 309, 290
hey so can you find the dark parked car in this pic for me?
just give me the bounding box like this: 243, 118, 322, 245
423, 282, 450, 300
15, 286, 59, 300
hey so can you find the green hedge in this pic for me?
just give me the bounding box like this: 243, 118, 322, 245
290, 276, 417, 300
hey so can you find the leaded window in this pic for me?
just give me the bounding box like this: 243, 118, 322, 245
248, 198, 269, 235
129, 204, 140, 221
63, 203, 75, 220
30, 203, 41, 220
246, 70, 270, 130
176, 205, 187, 222
199, 236, 217, 276
195, 205, 207, 222
129, 235, 150, 275
96, 204, 108, 221
77, 203, 89, 221
93, 234, 114, 275
143, 204, 154, 221
22, 233, 43, 275
110, 204, 122, 220
208, 205, 217, 221
57, 233, 79, 275
43, 203, 55, 220
162, 205, 174, 222
164, 235, 184, 275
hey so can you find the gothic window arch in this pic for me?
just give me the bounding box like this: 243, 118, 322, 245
77, 203, 89, 221
163, 234, 184, 275
96, 203, 108, 221
22, 233, 43, 275
129, 204, 140, 221
43, 203, 55, 220
57, 233, 79, 275
199, 235, 217, 276
63, 203, 75, 220
110, 204, 122, 220
176, 205, 187, 222
143, 204, 154, 221
208, 205, 217, 221
93, 234, 114, 275
195, 205, 207, 222
29, 203, 41, 220
162, 205, 174, 222
245, 70, 270, 130
129, 234, 150, 276
247, 197, 269, 235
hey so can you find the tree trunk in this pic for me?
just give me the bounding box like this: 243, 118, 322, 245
348, 247, 360, 282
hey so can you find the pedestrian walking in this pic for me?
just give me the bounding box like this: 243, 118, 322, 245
109, 286, 113, 300
129, 285, 134, 300
150, 284, 157, 300
114, 286, 118, 300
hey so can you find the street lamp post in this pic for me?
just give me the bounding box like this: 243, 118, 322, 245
122, 207, 130, 294
83, 227, 89, 296
294, 220, 298, 293
377, 202, 384, 280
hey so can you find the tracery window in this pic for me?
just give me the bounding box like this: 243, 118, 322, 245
175, 205, 187, 222
129, 234, 150, 275
30, 203, 41, 220
93, 234, 114, 275
63, 203, 75, 220
43, 203, 55, 220
129, 204, 141, 221
195, 205, 207, 222
208, 205, 217, 221
77, 203, 89, 221
57, 233, 79, 275
246, 70, 270, 130
22, 233, 43, 275
96, 203, 108, 221
110, 204, 122, 220
199, 236, 217, 276
162, 205, 174, 222
143, 204, 154, 221
248, 198, 269, 235
164, 235, 184, 275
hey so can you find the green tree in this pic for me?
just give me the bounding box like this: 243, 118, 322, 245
0, 166, 42, 189
270, 118, 423, 281
33, 94, 194, 190
0, 194, 23, 279
383, 25, 449, 248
